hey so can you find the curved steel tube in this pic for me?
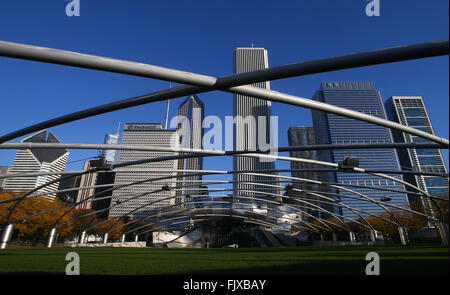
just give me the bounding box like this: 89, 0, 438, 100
0, 40, 448, 145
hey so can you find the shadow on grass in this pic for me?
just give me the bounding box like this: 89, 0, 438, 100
0, 246, 448, 276
2, 259, 447, 276
185, 259, 449, 276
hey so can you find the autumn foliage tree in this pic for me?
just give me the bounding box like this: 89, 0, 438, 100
95, 218, 125, 241
0, 191, 155, 245
0, 191, 76, 243
308, 208, 431, 242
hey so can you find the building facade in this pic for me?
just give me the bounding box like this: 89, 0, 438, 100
57, 173, 81, 202
311, 82, 408, 219
233, 47, 276, 213
0, 166, 10, 190
74, 157, 115, 214
109, 123, 178, 219
4, 130, 69, 199
176, 95, 205, 207
287, 126, 333, 220
385, 96, 449, 215
102, 133, 120, 165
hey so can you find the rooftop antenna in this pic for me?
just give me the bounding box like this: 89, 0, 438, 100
116, 122, 121, 136
164, 83, 172, 129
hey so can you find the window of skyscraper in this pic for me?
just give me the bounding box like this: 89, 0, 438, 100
415, 149, 436, 156
412, 127, 432, 133
418, 156, 440, 166
427, 188, 449, 197
406, 117, 428, 126
424, 177, 446, 187
403, 108, 423, 117
412, 136, 431, 143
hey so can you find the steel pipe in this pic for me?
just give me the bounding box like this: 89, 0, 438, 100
46, 227, 57, 248
0, 224, 14, 249
0, 40, 448, 145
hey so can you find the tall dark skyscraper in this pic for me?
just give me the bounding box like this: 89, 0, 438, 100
312, 82, 408, 219
176, 95, 205, 207
287, 126, 334, 220
385, 96, 449, 216
74, 157, 115, 217
233, 47, 276, 213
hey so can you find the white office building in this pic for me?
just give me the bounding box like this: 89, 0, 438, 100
4, 130, 69, 199
109, 123, 179, 219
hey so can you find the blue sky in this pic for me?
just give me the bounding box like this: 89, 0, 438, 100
0, 0, 448, 183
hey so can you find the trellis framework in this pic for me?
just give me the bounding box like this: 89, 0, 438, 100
0, 39, 448, 249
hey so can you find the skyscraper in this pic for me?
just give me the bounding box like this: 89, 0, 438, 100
287, 126, 333, 220
102, 133, 120, 165
385, 96, 449, 215
76, 160, 99, 210
72, 157, 115, 218
176, 95, 204, 207
4, 130, 69, 199
312, 82, 408, 219
56, 173, 81, 202
109, 123, 178, 219
233, 47, 276, 213
0, 166, 10, 190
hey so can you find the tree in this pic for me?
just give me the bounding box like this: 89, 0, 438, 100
94, 218, 125, 241
69, 208, 96, 237
0, 191, 76, 243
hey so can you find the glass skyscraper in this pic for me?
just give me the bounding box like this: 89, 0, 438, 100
102, 133, 120, 165
311, 82, 409, 219
385, 96, 449, 216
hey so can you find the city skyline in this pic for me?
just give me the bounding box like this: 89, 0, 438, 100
0, 1, 447, 178
0, 1, 449, 280
0, 1, 447, 227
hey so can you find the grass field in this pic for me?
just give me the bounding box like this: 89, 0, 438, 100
0, 245, 448, 275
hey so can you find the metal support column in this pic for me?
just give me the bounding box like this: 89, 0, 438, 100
437, 222, 449, 247
370, 230, 377, 242
79, 231, 86, 244
349, 232, 356, 243
332, 232, 338, 242
398, 227, 409, 245
0, 224, 14, 249
46, 227, 57, 248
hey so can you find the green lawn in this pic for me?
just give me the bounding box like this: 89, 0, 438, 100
0, 245, 448, 275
